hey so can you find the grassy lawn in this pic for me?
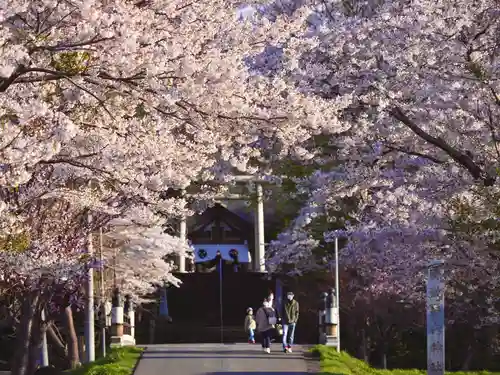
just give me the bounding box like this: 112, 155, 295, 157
311, 345, 499, 375
66, 347, 144, 375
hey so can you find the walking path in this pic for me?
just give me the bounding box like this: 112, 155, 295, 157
134, 343, 314, 374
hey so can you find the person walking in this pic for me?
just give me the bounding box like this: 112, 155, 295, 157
255, 299, 277, 353
244, 307, 256, 344
282, 291, 299, 353
267, 290, 275, 308
266, 289, 280, 343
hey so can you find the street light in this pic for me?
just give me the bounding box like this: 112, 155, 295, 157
323, 236, 341, 351
330, 236, 340, 352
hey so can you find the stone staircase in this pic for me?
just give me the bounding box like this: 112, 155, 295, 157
137, 271, 275, 344
135, 271, 321, 345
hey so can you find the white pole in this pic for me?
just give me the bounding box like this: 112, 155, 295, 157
99, 228, 106, 358
85, 232, 95, 362
254, 183, 265, 272
129, 307, 135, 340
40, 309, 49, 366
178, 189, 187, 272
179, 216, 187, 273
335, 237, 340, 352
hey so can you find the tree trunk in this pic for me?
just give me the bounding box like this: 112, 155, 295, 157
26, 314, 44, 375
461, 345, 474, 371
11, 294, 39, 375
46, 324, 67, 357
361, 328, 369, 362
63, 306, 80, 369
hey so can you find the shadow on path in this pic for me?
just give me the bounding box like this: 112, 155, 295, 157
202, 371, 311, 375
142, 355, 303, 360
135, 343, 313, 374
142, 350, 296, 355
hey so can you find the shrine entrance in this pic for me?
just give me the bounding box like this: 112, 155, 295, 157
189, 203, 254, 273
148, 271, 275, 343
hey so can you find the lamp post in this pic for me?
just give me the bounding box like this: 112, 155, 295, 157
254, 183, 265, 272
99, 228, 107, 358
85, 231, 95, 362
40, 309, 49, 366
334, 236, 340, 352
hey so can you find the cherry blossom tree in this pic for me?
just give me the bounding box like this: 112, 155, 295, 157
0, 0, 339, 265
253, 0, 500, 339
1, 0, 347, 373
99, 211, 193, 300
0, 196, 92, 375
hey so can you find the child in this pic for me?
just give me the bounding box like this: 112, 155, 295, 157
244, 307, 256, 343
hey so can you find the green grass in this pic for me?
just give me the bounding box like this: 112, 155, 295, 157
66, 347, 143, 375
310, 345, 500, 375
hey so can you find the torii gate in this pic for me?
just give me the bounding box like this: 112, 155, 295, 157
178, 175, 267, 273
159, 176, 284, 320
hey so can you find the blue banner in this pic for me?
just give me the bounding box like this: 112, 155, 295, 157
275, 278, 283, 316
159, 286, 169, 316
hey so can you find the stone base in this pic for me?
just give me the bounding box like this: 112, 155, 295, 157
110, 334, 136, 347
325, 335, 339, 347
318, 331, 327, 345
326, 324, 337, 337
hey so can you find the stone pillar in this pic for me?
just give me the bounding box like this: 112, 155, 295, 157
254, 183, 265, 272
427, 260, 445, 375
123, 294, 136, 346
105, 300, 112, 328
318, 292, 327, 345
110, 288, 124, 345
324, 288, 339, 348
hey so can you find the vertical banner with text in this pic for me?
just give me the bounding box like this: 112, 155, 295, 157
427, 261, 445, 375
159, 286, 169, 316
276, 278, 283, 317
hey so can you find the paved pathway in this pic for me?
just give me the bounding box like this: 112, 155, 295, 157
134, 343, 313, 375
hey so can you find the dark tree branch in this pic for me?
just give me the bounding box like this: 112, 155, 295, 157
6, 67, 146, 88
38, 157, 116, 180
383, 145, 445, 164
389, 106, 495, 186
64, 76, 114, 118
485, 106, 500, 160
29, 36, 114, 53
490, 86, 500, 107
0, 65, 26, 92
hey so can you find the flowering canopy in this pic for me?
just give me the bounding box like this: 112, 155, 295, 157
0, 0, 344, 299
259, 0, 500, 313
101, 211, 193, 300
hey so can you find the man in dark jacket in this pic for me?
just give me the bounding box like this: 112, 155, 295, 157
282, 291, 299, 353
